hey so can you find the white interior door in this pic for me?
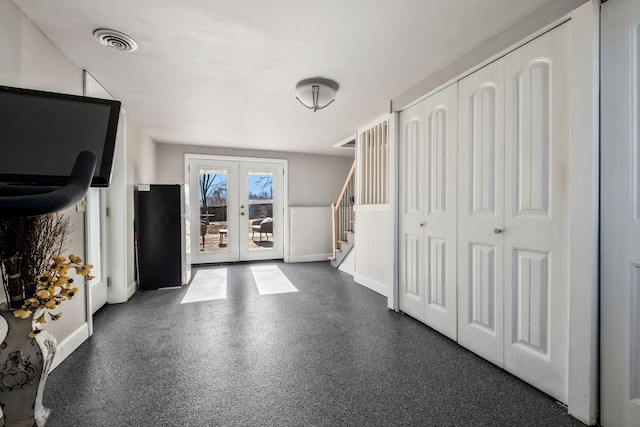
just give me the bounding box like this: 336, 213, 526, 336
601, 0, 640, 425
457, 57, 506, 367
188, 157, 284, 264
502, 22, 570, 402
398, 84, 458, 340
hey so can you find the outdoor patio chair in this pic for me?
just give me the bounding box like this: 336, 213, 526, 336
252, 217, 273, 242
200, 219, 208, 249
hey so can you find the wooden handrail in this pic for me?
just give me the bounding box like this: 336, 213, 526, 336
335, 160, 356, 211
331, 160, 356, 255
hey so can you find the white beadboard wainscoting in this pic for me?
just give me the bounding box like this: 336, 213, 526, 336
353, 204, 392, 297
288, 207, 332, 263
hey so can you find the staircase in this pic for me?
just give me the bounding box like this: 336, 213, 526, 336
330, 160, 355, 268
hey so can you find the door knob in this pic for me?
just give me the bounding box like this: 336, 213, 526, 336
241, 212, 245, 216
419, 222, 425, 227
494, 228, 502, 234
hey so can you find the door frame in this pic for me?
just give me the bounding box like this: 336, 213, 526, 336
599, 0, 640, 425
85, 188, 108, 323
184, 153, 289, 263
390, 2, 598, 424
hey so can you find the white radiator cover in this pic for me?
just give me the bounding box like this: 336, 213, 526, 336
288, 207, 332, 262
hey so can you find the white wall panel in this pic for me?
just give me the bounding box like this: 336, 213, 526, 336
288, 207, 332, 262
354, 207, 391, 296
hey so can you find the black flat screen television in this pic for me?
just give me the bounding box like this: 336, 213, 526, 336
0, 85, 121, 187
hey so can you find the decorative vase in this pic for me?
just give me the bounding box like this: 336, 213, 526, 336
0, 309, 56, 427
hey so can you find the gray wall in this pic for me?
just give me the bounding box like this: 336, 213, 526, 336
156, 144, 354, 207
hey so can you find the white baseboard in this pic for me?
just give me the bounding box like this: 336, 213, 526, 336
51, 322, 90, 371
353, 273, 388, 297
287, 254, 332, 263
338, 262, 355, 276
126, 280, 137, 300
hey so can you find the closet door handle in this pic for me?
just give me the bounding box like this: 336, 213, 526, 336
494, 228, 502, 234
419, 222, 425, 227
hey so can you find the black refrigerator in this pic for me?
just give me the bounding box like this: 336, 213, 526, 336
135, 184, 191, 290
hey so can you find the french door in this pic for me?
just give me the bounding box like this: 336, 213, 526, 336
187, 156, 285, 264
601, 0, 640, 425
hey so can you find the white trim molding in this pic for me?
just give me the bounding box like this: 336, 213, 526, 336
50, 322, 90, 371
353, 273, 387, 297
567, 1, 599, 424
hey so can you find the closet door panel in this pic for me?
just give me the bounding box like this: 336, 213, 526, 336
399, 101, 426, 321
503, 22, 570, 403
457, 59, 505, 367
423, 84, 458, 340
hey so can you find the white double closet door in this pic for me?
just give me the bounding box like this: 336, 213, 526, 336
399, 22, 570, 402
399, 83, 458, 341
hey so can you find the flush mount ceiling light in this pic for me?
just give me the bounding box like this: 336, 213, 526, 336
295, 78, 339, 112
93, 29, 138, 52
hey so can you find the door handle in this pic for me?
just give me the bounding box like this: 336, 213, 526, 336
494, 228, 502, 234
240, 212, 245, 216
419, 222, 425, 227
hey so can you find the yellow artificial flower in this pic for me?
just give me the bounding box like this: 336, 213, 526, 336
14, 253, 93, 338
52, 255, 66, 265
13, 309, 32, 319
36, 290, 51, 299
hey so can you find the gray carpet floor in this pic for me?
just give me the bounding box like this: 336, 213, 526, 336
43, 261, 585, 426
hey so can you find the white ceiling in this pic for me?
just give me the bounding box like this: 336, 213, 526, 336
14, 0, 554, 156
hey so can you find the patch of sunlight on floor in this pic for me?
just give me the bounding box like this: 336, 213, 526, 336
251, 264, 299, 295
181, 268, 227, 304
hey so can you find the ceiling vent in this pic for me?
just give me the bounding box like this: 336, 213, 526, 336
93, 29, 138, 52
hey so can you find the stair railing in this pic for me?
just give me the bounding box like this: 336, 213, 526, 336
331, 160, 356, 258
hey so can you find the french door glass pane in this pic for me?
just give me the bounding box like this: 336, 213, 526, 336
199, 168, 228, 254
247, 170, 274, 252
